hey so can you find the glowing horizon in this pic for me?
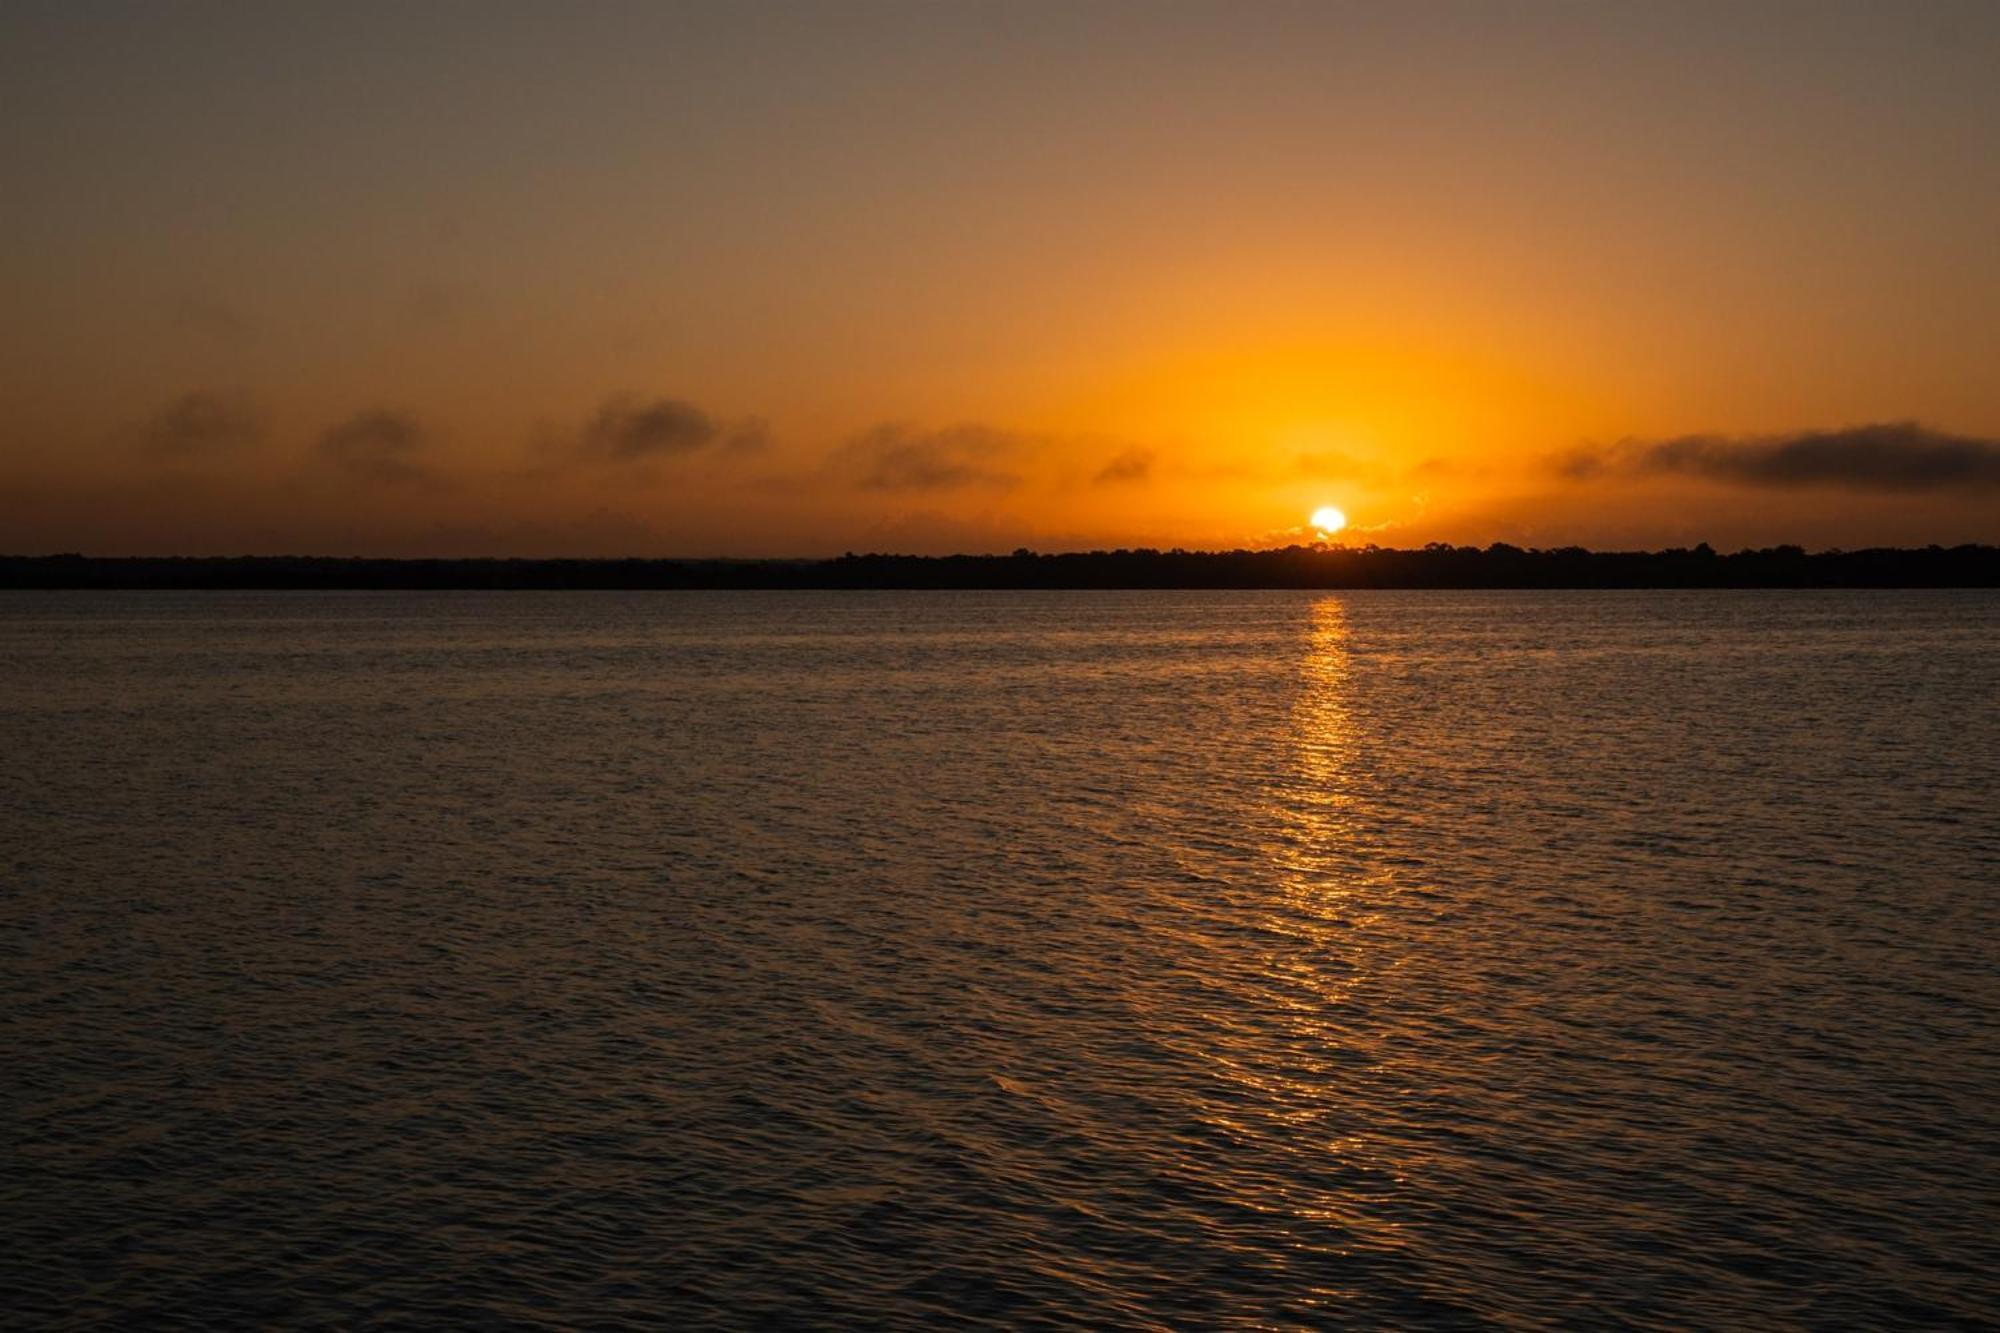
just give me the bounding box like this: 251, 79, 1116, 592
2, 3, 1996, 556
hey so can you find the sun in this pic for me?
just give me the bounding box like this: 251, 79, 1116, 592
1309, 505, 1348, 536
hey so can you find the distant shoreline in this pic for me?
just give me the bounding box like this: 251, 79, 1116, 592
3, 545, 1997, 589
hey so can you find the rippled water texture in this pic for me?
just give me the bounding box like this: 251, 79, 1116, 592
4, 590, 1997, 1328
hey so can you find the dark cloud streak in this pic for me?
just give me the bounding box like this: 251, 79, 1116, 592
838, 424, 1022, 491
142, 391, 261, 456
586, 397, 716, 459
1093, 446, 1153, 485
576, 395, 767, 463
318, 410, 433, 485
1563, 422, 2000, 491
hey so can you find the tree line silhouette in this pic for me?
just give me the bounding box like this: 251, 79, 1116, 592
3, 544, 1995, 589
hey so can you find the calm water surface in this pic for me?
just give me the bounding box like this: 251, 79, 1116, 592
3, 590, 1996, 1328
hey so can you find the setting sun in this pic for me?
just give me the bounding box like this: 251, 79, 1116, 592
1310, 506, 1348, 536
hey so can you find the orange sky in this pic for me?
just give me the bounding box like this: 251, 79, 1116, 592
2, 2, 1996, 555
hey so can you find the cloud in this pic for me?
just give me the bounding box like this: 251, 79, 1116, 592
577, 395, 767, 463
1093, 446, 1154, 485
835, 423, 1023, 491
585, 396, 715, 459
720, 417, 772, 453
318, 410, 433, 485
1561, 422, 2000, 491
141, 391, 261, 456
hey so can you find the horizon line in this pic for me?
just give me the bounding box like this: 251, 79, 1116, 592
8, 541, 1999, 563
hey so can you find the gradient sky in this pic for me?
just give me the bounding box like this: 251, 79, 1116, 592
3, 0, 1997, 555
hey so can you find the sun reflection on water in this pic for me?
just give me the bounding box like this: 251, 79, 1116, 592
1273, 597, 1403, 957
1218, 596, 1424, 1261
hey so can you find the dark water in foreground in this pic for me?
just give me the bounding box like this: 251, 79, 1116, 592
3, 590, 1996, 1329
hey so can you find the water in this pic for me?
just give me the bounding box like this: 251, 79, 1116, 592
3, 590, 1996, 1328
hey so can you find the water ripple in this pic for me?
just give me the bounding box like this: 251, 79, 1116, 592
2, 589, 1996, 1327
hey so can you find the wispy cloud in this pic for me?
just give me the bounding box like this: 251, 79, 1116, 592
575, 394, 767, 463
1560, 422, 2000, 491
1093, 446, 1154, 485
141, 391, 261, 456
585, 396, 716, 459
319, 409, 433, 485
835, 423, 1024, 491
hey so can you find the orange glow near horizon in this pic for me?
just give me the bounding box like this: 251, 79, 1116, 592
0, 6, 1995, 555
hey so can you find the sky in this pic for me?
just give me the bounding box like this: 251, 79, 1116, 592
3, 0, 1997, 556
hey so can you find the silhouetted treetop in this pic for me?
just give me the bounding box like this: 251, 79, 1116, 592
2, 545, 1994, 589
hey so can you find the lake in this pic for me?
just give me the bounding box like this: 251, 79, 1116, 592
3, 590, 1995, 1327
